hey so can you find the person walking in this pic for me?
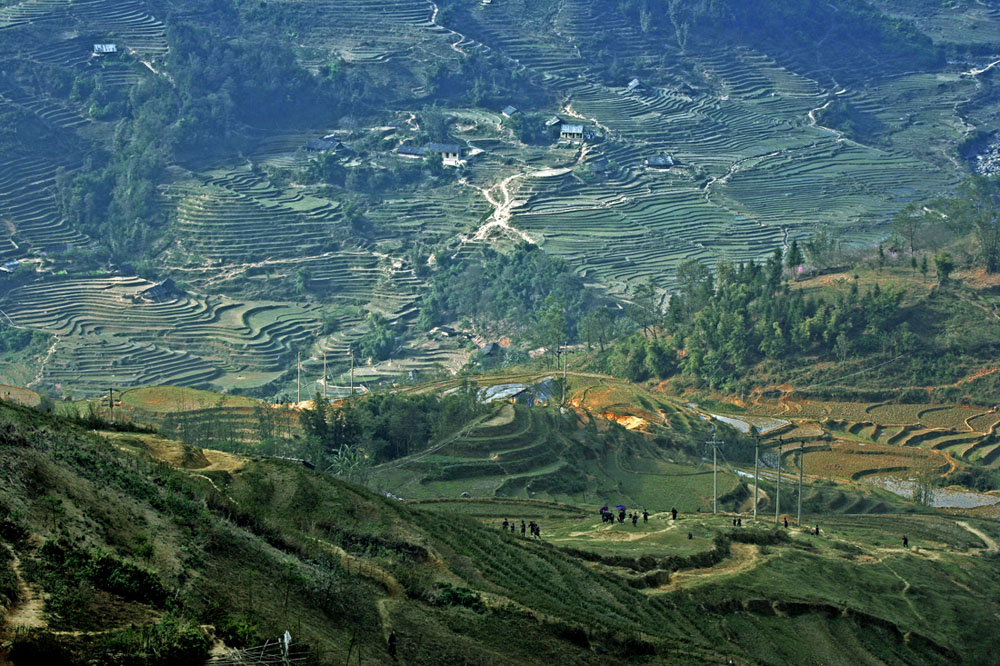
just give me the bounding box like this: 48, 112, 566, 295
671, 507, 678, 521
632, 513, 638, 527
388, 630, 398, 662
502, 518, 509, 531
642, 509, 648, 524
783, 516, 788, 529
903, 535, 908, 548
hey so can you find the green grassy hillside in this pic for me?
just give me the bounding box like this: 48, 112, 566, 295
2, 399, 1000, 664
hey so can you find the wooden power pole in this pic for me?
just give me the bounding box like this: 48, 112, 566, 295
296, 352, 301, 404
753, 434, 759, 520
706, 431, 722, 514
108, 387, 114, 422
798, 442, 804, 526
323, 351, 327, 402
349, 350, 354, 397
775, 439, 782, 525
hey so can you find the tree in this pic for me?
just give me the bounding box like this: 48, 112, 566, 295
953, 177, 1000, 273
920, 254, 929, 281
891, 203, 925, 254
534, 297, 567, 366
627, 280, 661, 337
785, 239, 804, 278
933, 251, 955, 283
580, 308, 613, 351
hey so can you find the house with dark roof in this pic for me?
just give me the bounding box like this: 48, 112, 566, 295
306, 138, 352, 154
501, 105, 519, 117
560, 124, 584, 140
645, 155, 675, 169
139, 278, 179, 302
480, 342, 500, 357
306, 138, 336, 152
427, 143, 462, 162
396, 145, 428, 158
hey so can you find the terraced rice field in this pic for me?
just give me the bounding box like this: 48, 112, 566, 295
0, 0, 990, 397
0, 276, 322, 393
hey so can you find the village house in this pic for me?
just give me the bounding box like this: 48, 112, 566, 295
427, 143, 463, 163
93, 43, 117, 55
501, 105, 519, 118
626, 78, 643, 93
305, 138, 352, 154
544, 115, 561, 127
396, 145, 428, 159
645, 155, 676, 169
560, 124, 584, 141
138, 278, 179, 302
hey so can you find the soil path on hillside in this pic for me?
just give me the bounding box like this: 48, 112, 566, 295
957, 521, 998, 552
3, 545, 45, 632
652, 543, 762, 593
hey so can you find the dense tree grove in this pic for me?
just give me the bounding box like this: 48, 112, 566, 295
417, 244, 607, 344
606, 250, 908, 390
45, 1, 376, 264
300, 383, 484, 465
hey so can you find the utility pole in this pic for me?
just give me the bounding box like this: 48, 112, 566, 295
775, 439, 782, 525
798, 442, 804, 527
706, 430, 723, 514
349, 350, 355, 398
296, 352, 301, 404
561, 344, 568, 405
323, 351, 327, 402
108, 387, 114, 422
753, 433, 760, 520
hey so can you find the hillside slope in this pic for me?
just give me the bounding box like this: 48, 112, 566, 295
0, 0, 996, 397
1, 401, 1000, 664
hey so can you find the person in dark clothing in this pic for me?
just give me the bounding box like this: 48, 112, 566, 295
903, 535, 908, 548
737, 518, 742, 527
388, 630, 397, 661
688, 532, 693, 540
619, 509, 626, 523
783, 517, 788, 529
732, 518, 737, 527
534, 523, 541, 539
642, 509, 648, 523
671, 507, 678, 521
814, 525, 820, 535
503, 518, 509, 531
632, 513, 638, 526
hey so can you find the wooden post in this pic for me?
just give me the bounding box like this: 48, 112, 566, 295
323, 351, 327, 402
713, 441, 717, 514
350, 351, 354, 397
753, 435, 759, 520
108, 387, 114, 422
296, 352, 301, 404
798, 442, 804, 526
775, 440, 782, 525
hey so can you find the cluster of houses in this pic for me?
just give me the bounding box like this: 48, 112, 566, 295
300, 99, 677, 173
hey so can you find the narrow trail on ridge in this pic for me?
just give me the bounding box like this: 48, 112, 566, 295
957, 521, 998, 552
3, 545, 46, 632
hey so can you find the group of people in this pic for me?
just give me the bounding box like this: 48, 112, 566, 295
500, 518, 541, 538
599, 506, 655, 526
